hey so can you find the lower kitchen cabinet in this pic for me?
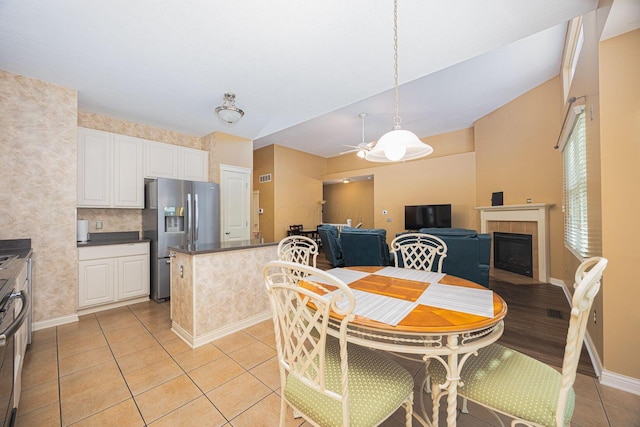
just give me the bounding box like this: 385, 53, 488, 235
78, 242, 149, 309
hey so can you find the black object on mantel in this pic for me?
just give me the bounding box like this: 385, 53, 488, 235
491, 192, 504, 206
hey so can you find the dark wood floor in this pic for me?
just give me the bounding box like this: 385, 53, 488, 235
315, 252, 596, 377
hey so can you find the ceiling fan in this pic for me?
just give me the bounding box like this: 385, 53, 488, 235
340, 113, 376, 158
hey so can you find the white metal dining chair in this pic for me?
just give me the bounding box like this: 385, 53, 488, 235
263, 260, 414, 427
427, 256, 608, 427
277, 235, 319, 274
390, 233, 448, 272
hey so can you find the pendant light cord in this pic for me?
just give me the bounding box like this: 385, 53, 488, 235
393, 0, 401, 128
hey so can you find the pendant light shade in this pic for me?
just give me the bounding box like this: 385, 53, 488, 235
364, 0, 432, 163
366, 126, 433, 162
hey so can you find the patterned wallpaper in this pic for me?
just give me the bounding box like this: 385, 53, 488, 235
0, 70, 78, 324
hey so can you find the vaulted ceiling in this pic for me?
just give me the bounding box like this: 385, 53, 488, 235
3, 0, 634, 158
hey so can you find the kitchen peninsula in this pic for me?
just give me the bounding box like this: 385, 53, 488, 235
168, 239, 277, 348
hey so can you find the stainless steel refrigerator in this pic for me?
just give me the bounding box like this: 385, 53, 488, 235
143, 178, 220, 301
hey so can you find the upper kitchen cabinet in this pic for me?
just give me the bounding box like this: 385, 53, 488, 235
145, 140, 209, 182
144, 140, 179, 179
179, 146, 209, 182
77, 128, 144, 208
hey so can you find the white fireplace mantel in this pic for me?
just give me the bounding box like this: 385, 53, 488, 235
475, 204, 555, 282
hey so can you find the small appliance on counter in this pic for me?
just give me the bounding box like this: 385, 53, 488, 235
77, 220, 89, 243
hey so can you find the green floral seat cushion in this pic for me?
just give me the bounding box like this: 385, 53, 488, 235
427, 343, 575, 427
284, 339, 413, 427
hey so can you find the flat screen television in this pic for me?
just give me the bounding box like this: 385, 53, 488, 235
404, 204, 452, 230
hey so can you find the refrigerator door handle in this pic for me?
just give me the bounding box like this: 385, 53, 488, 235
187, 193, 192, 244
194, 193, 199, 242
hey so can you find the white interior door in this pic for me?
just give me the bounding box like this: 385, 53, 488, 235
220, 164, 251, 242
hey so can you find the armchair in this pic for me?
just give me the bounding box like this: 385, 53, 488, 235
418, 228, 491, 287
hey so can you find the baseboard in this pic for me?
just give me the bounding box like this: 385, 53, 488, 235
552, 277, 640, 393
173, 311, 272, 349
549, 276, 566, 288
600, 370, 640, 396
33, 314, 79, 331
76, 296, 150, 317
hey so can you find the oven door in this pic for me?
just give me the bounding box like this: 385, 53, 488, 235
0, 290, 28, 427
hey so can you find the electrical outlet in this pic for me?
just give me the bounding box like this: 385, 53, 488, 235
96, 220, 103, 229
593, 310, 597, 324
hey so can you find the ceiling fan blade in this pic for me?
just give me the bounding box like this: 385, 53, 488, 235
340, 148, 358, 155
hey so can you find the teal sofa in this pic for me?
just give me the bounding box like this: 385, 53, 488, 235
340, 228, 392, 267
417, 228, 491, 287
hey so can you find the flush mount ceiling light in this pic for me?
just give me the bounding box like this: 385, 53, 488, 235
215, 92, 244, 124
365, 0, 433, 162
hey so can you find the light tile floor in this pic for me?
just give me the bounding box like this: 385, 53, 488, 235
16, 301, 640, 426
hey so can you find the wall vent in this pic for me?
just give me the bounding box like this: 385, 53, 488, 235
259, 174, 272, 183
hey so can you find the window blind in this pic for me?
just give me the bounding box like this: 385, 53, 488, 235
563, 110, 588, 258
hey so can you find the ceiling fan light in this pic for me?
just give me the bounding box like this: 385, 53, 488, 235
357, 149, 366, 158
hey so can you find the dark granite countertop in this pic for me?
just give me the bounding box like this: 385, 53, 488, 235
169, 239, 277, 255
0, 238, 32, 286
0, 238, 32, 259
77, 231, 150, 248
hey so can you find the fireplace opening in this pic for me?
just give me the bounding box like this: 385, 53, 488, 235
494, 232, 533, 277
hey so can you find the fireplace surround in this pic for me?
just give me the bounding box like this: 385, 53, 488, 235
476, 204, 554, 282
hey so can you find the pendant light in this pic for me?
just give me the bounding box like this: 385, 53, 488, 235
365, 0, 433, 162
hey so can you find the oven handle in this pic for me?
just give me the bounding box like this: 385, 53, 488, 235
0, 290, 29, 346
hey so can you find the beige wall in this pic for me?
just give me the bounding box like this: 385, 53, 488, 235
207, 131, 253, 183
273, 146, 326, 241
0, 71, 78, 324
323, 179, 374, 227
371, 152, 477, 238
474, 77, 565, 279
253, 146, 276, 242
599, 29, 640, 380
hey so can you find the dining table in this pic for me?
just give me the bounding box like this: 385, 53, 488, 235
307, 265, 508, 427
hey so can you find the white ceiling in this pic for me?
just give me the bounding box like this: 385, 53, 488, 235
3, 0, 626, 159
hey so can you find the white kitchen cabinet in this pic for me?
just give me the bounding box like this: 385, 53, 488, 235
113, 135, 144, 207
78, 242, 150, 309
77, 128, 111, 207
118, 254, 148, 299
78, 257, 115, 307
144, 140, 179, 179
77, 128, 144, 208
145, 140, 209, 182
179, 146, 209, 182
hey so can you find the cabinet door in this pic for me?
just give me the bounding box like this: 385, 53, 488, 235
113, 135, 144, 208
145, 140, 179, 179
78, 128, 111, 207
180, 147, 209, 182
118, 254, 149, 299
78, 258, 116, 307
